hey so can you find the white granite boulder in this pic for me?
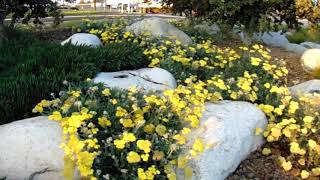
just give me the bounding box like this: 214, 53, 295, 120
126, 17, 192, 44
178, 101, 267, 180
0, 116, 64, 180
290, 79, 320, 95
94, 67, 177, 92
301, 49, 320, 78
61, 33, 102, 47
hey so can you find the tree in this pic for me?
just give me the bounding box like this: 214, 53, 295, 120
0, 0, 71, 43
296, 0, 320, 24
163, 0, 298, 35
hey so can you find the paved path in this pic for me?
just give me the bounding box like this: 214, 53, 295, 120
5, 13, 185, 24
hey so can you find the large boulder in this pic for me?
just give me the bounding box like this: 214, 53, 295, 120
126, 17, 192, 45
61, 33, 102, 47
0, 116, 64, 180
285, 43, 308, 55
94, 67, 177, 92
253, 31, 290, 48
290, 79, 320, 95
301, 49, 320, 78
178, 101, 267, 180
301, 42, 320, 49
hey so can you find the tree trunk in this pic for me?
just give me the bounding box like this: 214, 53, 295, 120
0, 10, 6, 45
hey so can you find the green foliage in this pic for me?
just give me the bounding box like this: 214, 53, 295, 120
163, 0, 298, 34
0, 28, 149, 124
295, 0, 320, 24
287, 25, 320, 44
0, 0, 65, 26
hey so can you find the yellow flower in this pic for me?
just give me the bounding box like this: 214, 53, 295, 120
98, 117, 111, 127
300, 170, 309, 179
49, 111, 62, 121
181, 128, 191, 135
127, 151, 141, 163
111, 99, 118, 105
141, 154, 149, 161
262, 148, 271, 155
102, 88, 111, 96
303, 116, 314, 123
255, 127, 263, 135
137, 140, 152, 153
308, 139, 317, 150
173, 134, 186, 145
123, 132, 136, 142
152, 150, 165, 161
155, 125, 167, 136
116, 107, 127, 117
281, 161, 292, 171
121, 118, 135, 128
144, 124, 155, 134
114, 139, 126, 149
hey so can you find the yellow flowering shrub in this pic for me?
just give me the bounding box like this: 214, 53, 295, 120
33, 19, 320, 179
34, 79, 209, 180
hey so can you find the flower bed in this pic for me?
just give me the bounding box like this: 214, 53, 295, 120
31, 19, 320, 179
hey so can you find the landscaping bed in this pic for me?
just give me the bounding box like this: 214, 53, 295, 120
1, 18, 320, 180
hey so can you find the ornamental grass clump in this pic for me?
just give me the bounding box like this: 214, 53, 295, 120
34, 79, 210, 180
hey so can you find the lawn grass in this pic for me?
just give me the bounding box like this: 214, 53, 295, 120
0, 27, 149, 124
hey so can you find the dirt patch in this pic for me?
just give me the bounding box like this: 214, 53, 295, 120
269, 47, 313, 86
227, 150, 300, 180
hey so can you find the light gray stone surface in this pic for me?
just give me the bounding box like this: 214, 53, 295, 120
61, 33, 102, 47
126, 17, 192, 44
0, 116, 64, 180
290, 79, 320, 95
94, 67, 177, 92
301, 42, 320, 49
177, 101, 267, 180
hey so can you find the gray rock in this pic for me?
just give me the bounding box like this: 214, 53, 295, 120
253, 31, 290, 48
177, 101, 267, 180
0, 116, 64, 180
301, 42, 320, 49
285, 43, 308, 55
61, 33, 102, 47
126, 17, 192, 44
290, 79, 320, 95
94, 67, 177, 92
300, 49, 320, 77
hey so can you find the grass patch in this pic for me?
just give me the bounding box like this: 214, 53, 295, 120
0, 27, 149, 124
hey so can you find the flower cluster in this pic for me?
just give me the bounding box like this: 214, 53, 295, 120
34, 19, 320, 179
34, 79, 210, 180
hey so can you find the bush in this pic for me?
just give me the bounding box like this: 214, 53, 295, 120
0, 28, 149, 124
36, 80, 207, 180
295, 0, 320, 24
162, 0, 298, 34
287, 25, 320, 44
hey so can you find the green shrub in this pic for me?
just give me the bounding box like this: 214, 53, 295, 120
0, 28, 149, 124
287, 26, 320, 44
163, 0, 298, 34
